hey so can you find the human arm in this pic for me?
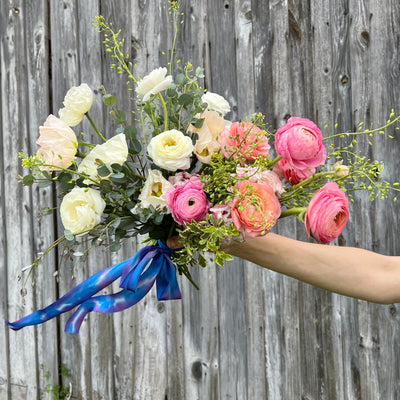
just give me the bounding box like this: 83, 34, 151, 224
223, 233, 400, 304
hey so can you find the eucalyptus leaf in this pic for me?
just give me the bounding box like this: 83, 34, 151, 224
22, 175, 35, 186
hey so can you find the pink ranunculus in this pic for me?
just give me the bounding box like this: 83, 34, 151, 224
275, 117, 327, 171
230, 180, 281, 238
304, 182, 349, 244
220, 121, 270, 162
273, 158, 315, 185
165, 176, 211, 225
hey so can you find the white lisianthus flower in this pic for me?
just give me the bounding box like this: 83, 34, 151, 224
136, 67, 173, 102
78, 133, 128, 184
36, 115, 78, 170
136, 170, 173, 211
147, 129, 194, 171
59, 83, 93, 127
201, 91, 231, 116
189, 110, 231, 164
60, 187, 106, 234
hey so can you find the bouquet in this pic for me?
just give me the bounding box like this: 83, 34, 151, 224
6, 6, 400, 334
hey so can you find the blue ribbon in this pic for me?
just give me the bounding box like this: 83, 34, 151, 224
5, 241, 182, 334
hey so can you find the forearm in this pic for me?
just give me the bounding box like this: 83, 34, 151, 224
225, 233, 400, 304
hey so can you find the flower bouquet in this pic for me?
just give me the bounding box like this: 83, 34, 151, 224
6, 8, 400, 334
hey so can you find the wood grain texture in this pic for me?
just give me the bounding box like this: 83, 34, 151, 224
1, 1, 400, 399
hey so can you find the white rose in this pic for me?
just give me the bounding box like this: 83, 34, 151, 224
59, 83, 93, 126
147, 129, 193, 171
37, 115, 78, 170
136, 170, 173, 210
136, 67, 173, 102
201, 91, 231, 116
60, 187, 106, 234
78, 133, 129, 184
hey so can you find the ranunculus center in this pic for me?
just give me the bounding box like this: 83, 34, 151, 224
188, 199, 195, 206
165, 139, 177, 147
288, 128, 319, 159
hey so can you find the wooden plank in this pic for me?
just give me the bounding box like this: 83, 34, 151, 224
1, 1, 44, 398
77, 2, 117, 399
207, 2, 250, 399
23, 1, 60, 398
0, 1, 11, 397
356, 1, 400, 398
49, 1, 93, 398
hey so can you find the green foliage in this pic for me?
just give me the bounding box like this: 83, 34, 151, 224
40, 363, 71, 400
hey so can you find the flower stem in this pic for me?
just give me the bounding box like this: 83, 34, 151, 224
279, 207, 306, 219
158, 93, 169, 131
85, 112, 107, 142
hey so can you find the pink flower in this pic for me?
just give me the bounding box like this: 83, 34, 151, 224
165, 176, 211, 225
220, 121, 270, 162
275, 117, 326, 171
210, 204, 232, 224
230, 180, 281, 238
168, 171, 196, 186
305, 182, 349, 244
273, 158, 314, 185
236, 167, 284, 196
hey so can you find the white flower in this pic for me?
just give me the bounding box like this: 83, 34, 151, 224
36, 115, 78, 170
147, 129, 193, 171
136, 170, 173, 210
189, 111, 231, 164
59, 83, 93, 127
78, 133, 128, 183
136, 67, 173, 101
60, 187, 105, 234
201, 91, 231, 116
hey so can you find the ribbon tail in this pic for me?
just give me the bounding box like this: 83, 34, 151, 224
156, 254, 182, 301
5, 255, 137, 330
120, 249, 157, 291
65, 260, 162, 334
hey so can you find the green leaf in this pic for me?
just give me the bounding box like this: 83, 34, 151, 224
130, 138, 142, 154
111, 109, 126, 124
166, 86, 178, 98
64, 230, 75, 241
97, 163, 113, 177
22, 175, 35, 186
124, 125, 137, 139
193, 118, 204, 129
178, 93, 193, 107
177, 73, 187, 85
103, 94, 116, 106
109, 241, 122, 252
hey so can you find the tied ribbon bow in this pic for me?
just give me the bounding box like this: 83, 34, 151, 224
5, 241, 182, 334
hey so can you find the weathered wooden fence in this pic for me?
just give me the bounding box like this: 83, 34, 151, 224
1, 0, 400, 399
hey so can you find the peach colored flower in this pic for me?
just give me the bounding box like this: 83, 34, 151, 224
230, 180, 281, 238
236, 167, 284, 197
220, 121, 270, 162
36, 115, 78, 171
305, 182, 349, 244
